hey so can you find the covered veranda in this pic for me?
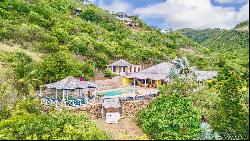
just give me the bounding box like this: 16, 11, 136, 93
123, 73, 168, 88
122, 62, 173, 88
39, 76, 97, 108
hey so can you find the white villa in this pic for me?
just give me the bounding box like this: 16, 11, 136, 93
107, 59, 141, 76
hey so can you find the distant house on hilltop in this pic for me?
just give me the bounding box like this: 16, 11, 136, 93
79, 0, 93, 5
73, 8, 82, 16
161, 28, 174, 33
113, 12, 141, 30
107, 59, 141, 76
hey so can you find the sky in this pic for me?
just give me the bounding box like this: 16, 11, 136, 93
89, 0, 249, 29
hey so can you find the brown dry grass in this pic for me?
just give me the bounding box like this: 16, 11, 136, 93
94, 117, 149, 140
0, 42, 44, 62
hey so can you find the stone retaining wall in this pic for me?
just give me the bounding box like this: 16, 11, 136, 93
75, 104, 102, 119
74, 100, 152, 119
43, 99, 153, 120
121, 100, 151, 117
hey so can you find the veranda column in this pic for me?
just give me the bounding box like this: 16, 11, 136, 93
66, 90, 69, 100
62, 90, 65, 100
79, 89, 81, 97
144, 79, 147, 88
62, 90, 66, 107
133, 78, 136, 87
55, 89, 58, 99
39, 86, 43, 97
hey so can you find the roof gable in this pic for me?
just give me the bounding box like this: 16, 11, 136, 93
108, 59, 134, 67
44, 76, 97, 90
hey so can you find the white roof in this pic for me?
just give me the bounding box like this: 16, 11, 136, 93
44, 76, 97, 90
108, 59, 137, 67
125, 61, 218, 82
125, 62, 173, 81
102, 98, 121, 108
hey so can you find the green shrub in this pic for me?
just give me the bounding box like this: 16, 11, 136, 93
0, 110, 111, 140
137, 94, 201, 140
210, 66, 249, 140
104, 69, 114, 78
37, 50, 83, 83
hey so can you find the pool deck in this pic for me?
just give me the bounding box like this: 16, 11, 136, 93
96, 86, 159, 99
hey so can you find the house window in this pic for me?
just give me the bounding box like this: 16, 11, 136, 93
138, 67, 141, 71
134, 67, 136, 72
113, 67, 116, 72
123, 67, 126, 72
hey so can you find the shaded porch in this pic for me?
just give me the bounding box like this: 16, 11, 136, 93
122, 77, 167, 88
39, 76, 97, 108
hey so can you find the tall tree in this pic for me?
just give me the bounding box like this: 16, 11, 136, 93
210, 66, 249, 140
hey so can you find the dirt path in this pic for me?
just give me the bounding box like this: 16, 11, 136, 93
0, 43, 44, 62
94, 117, 149, 140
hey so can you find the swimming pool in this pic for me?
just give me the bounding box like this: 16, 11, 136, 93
97, 87, 137, 97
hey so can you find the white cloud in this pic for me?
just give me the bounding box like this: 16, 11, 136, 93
98, 0, 133, 13
88, 0, 96, 3
133, 0, 249, 29
214, 0, 248, 4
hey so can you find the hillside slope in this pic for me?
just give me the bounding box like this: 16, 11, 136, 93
176, 24, 249, 72
234, 20, 249, 32
0, 0, 202, 67
0, 43, 43, 62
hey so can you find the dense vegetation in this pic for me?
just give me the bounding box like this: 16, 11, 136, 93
0, 0, 201, 70
0, 53, 110, 140
138, 65, 249, 140
210, 66, 249, 140
137, 90, 201, 140
0, 108, 110, 140
177, 26, 249, 73
234, 20, 249, 31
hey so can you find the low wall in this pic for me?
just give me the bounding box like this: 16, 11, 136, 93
74, 100, 152, 119
43, 99, 153, 120
75, 104, 102, 119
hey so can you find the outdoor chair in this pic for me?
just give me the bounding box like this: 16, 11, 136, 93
127, 96, 134, 101
137, 95, 145, 100
78, 98, 87, 105
41, 97, 47, 105
73, 100, 81, 107
45, 98, 52, 106
149, 93, 155, 97
66, 100, 74, 107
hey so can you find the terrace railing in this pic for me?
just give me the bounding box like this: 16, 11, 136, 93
41, 97, 88, 107
41, 97, 62, 107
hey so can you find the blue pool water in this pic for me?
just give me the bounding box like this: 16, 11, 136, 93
97, 87, 137, 97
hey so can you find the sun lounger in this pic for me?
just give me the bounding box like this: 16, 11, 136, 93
149, 93, 155, 97
137, 95, 145, 100
66, 100, 74, 107
78, 98, 87, 105
127, 96, 134, 101
73, 100, 81, 107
